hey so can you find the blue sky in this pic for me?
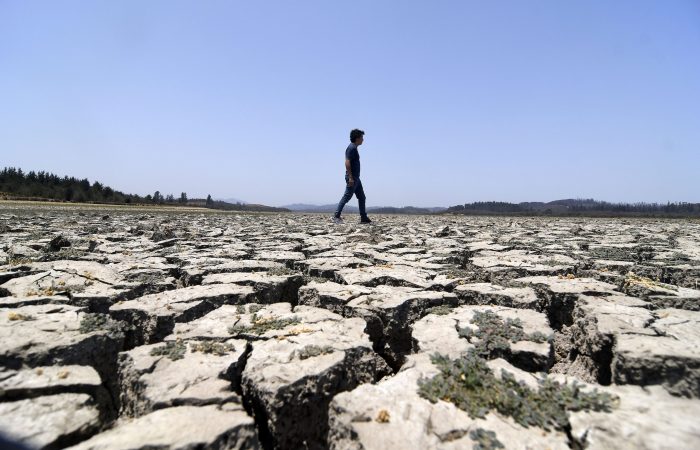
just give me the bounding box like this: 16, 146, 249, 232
1, 1, 698, 207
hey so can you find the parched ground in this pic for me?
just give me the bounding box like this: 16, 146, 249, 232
1, 204, 699, 449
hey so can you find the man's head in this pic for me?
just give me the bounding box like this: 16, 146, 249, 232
350, 128, 365, 145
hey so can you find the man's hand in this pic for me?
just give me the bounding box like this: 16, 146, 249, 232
344, 159, 354, 187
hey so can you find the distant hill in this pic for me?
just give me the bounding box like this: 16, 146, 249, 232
367, 206, 446, 214
189, 198, 288, 212
282, 204, 446, 214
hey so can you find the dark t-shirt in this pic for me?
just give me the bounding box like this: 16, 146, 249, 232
345, 143, 360, 178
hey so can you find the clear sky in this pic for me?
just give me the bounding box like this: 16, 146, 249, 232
1, 1, 698, 207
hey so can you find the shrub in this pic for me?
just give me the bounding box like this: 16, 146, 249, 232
150, 340, 187, 361
418, 351, 617, 431
458, 310, 550, 359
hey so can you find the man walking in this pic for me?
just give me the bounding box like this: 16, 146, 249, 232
333, 128, 371, 224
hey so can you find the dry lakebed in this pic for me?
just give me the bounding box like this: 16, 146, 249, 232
1, 203, 699, 449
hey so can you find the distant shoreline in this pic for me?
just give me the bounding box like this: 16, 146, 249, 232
2, 199, 699, 220
0, 199, 280, 214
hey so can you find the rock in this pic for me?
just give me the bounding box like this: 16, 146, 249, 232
0, 394, 101, 449
110, 284, 256, 345
453, 282, 540, 309
647, 290, 700, 311
0, 269, 41, 285
181, 259, 285, 286
514, 275, 623, 328
0, 294, 72, 309
6, 244, 40, 260
424, 273, 470, 291
295, 256, 372, 279
619, 273, 700, 310
170, 303, 275, 341
0, 365, 103, 402
569, 384, 700, 450
467, 241, 512, 252
336, 265, 435, 288
68, 404, 259, 450
202, 271, 303, 304
200, 259, 285, 274
253, 250, 306, 267
343, 287, 459, 368
661, 264, 700, 290
149, 227, 175, 243
238, 305, 390, 449
613, 308, 700, 397
591, 259, 635, 274
328, 354, 569, 450
564, 295, 655, 384
469, 250, 577, 279
0, 261, 132, 312
298, 281, 373, 315
46, 235, 71, 252
0, 306, 123, 395
153, 237, 180, 248
118, 338, 247, 417
515, 275, 620, 297
413, 305, 553, 372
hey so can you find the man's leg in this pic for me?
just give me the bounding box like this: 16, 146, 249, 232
355, 178, 367, 219
334, 179, 356, 218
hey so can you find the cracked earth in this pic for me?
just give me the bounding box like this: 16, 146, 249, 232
1, 205, 699, 449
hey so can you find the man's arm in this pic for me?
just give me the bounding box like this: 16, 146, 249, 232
345, 159, 354, 186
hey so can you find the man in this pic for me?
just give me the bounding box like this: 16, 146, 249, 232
333, 129, 371, 224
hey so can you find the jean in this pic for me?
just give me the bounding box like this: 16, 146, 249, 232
335, 176, 367, 218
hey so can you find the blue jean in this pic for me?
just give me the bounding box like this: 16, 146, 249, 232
335, 176, 367, 218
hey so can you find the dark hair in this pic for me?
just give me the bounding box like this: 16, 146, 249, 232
350, 129, 365, 143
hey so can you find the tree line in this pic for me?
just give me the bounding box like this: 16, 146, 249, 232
0, 167, 288, 212
445, 198, 700, 217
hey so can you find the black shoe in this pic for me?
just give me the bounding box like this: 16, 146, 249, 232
332, 215, 344, 224
360, 217, 372, 224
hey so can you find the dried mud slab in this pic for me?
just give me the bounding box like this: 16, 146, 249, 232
301, 282, 459, 368
118, 338, 247, 417
520, 276, 700, 396
0, 366, 110, 449
0, 393, 101, 449
0, 365, 105, 403
336, 265, 435, 289
612, 308, 700, 397
298, 281, 373, 314
236, 304, 391, 449
513, 276, 630, 329
469, 249, 578, 280
452, 282, 540, 309
413, 305, 554, 372
202, 271, 303, 304
328, 354, 570, 450
295, 256, 373, 279
109, 284, 256, 345
180, 259, 284, 286
0, 305, 123, 398
568, 384, 700, 450
68, 404, 259, 450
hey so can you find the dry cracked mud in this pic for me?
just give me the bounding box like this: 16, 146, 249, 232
1, 205, 699, 449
